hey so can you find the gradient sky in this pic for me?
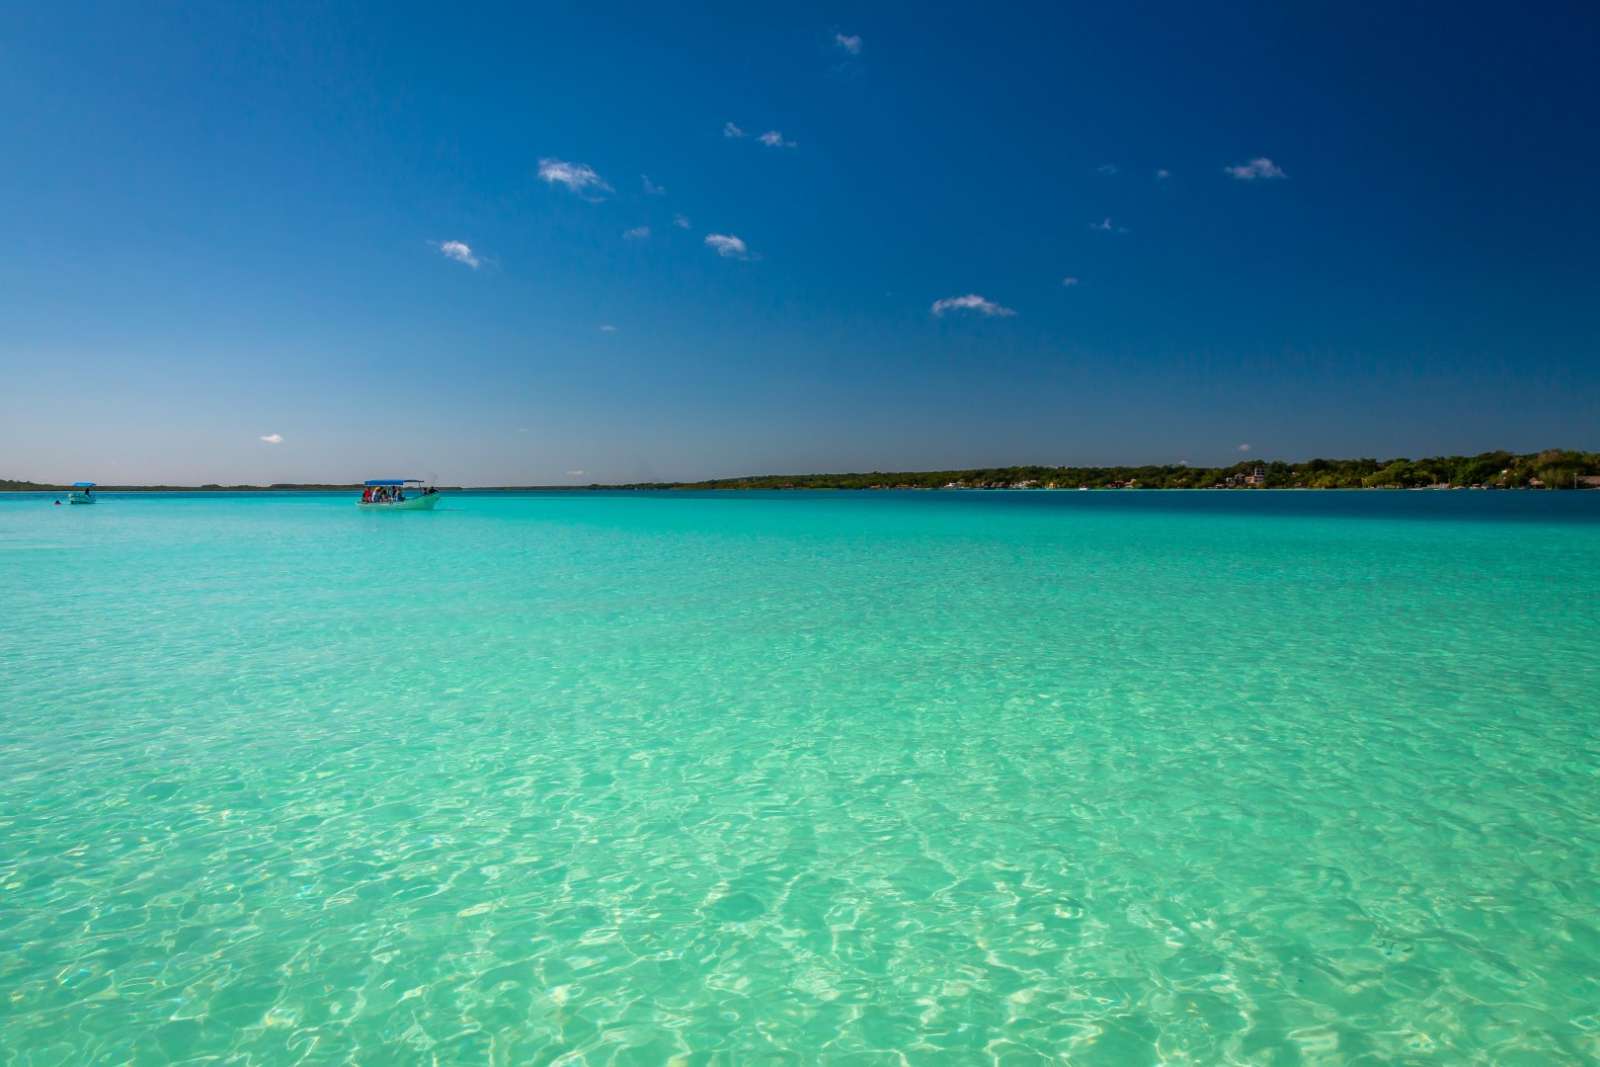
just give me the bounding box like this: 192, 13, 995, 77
3, 2, 1597, 485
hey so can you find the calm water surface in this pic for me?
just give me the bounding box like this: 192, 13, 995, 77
2, 491, 1598, 1064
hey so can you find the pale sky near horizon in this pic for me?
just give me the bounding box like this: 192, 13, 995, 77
3, 2, 1597, 485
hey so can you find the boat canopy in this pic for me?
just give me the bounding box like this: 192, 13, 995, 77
72, 482, 96, 488
363, 479, 425, 487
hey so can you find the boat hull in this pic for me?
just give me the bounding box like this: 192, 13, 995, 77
357, 493, 440, 511
67, 494, 95, 505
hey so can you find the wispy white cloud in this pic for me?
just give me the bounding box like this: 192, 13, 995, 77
723, 121, 745, 138
758, 130, 796, 148
1096, 163, 1119, 176
1224, 157, 1286, 180
642, 174, 666, 196
538, 158, 612, 197
598, 324, 617, 333
835, 32, 862, 55
1089, 217, 1127, 233
1156, 168, 1171, 180
1237, 443, 1252, 452
436, 240, 481, 269
566, 470, 587, 477
623, 226, 650, 240
259, 433, 283, 445
1061, 276, 1080, 287
931, 294, 1016, 318
705, 233, 749, 259
673, 213, 691, 229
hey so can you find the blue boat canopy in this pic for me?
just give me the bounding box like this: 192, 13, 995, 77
72, 482, 96, 488
363, 479, 424, 487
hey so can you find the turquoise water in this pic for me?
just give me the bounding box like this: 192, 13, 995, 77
2, 490, 1598, 1065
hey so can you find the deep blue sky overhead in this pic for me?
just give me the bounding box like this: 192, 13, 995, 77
2, 2, 1597, 484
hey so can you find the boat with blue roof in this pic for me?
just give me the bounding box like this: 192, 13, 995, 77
357, 478, 440, 510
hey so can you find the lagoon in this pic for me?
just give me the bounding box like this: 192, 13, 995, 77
2, 490, 1598, 1063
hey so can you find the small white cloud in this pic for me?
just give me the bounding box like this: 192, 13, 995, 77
758, 130, 796, 149
1089, 217, 1123, 233
1238, 443, 1252, 452
835, 33, 863, 55
723, 121, 745, 138
1156, 168, 1171, 180
1096, 163, 1119, 176
641, 174, 666, 195
436, 240, 480, 269
1061, 276, 1080, 287
566, 470, 587, 477
931, 294, 1016, 318
259, 433, 283, 445
538, 158, 612, 197
705, 233, 749, 259
672, 213, 691, 229
623, 225, 650, 240
1224, 157, 1286, 181
598, 324, 618, 333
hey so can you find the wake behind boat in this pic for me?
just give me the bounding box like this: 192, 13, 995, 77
357, 479, 440, 510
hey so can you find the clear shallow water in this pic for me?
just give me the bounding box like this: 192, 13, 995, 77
2, 490, 1598, 1065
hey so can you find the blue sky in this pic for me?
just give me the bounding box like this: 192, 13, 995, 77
2, 2, 1596, 484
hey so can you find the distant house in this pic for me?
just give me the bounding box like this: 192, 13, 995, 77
1580, 475, 1600, 489
1244, 465, 1266, 487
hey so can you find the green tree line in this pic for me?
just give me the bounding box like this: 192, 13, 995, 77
618, 449, 1600, 491
7, 450, 1597, 493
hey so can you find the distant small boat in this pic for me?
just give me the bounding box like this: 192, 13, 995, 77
67, 482, 97, 505
357, 478, 440, 510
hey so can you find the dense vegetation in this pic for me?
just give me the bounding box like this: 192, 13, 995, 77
7, 451, 1598, 493
617, 450, 1600, 491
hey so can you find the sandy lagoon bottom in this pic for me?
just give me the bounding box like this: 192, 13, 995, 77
2, 489, 1597, 1064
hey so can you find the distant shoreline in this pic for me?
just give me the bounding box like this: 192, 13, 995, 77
6, 449, 1599, 494
3, 487, 1598, 496
0, 486, 466, 494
